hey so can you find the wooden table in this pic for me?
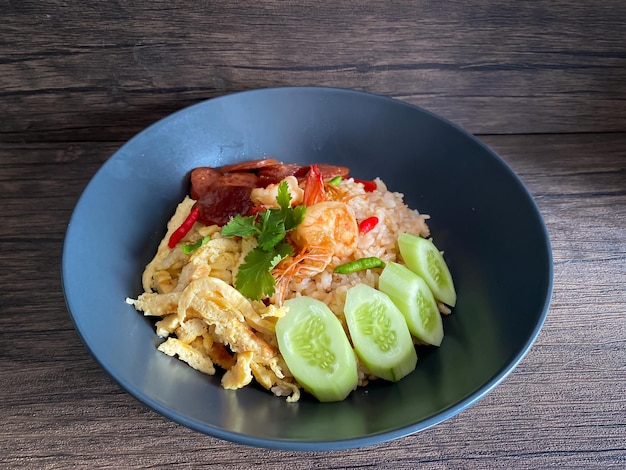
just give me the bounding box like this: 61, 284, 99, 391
2, 1, 624, 468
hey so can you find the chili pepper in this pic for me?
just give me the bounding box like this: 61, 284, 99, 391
358, 216, 379, 234
353, 178, 377, 192
327, 175, 342, 186
333, 257, 386, 274
250, 204, 267, 215
168, 207, 200, 248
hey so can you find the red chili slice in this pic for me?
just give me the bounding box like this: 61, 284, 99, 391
353, 178, 377, 192
358, 216, 379, 234
168, 207, 200, 248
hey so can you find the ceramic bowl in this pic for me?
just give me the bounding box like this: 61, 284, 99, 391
62, 87, 552, 450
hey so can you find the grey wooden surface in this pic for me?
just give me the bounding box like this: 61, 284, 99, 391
1, 1, 625, 468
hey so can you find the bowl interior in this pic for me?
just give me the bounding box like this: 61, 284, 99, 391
62, 87, 552, 450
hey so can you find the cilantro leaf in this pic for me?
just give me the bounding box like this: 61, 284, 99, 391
274, 240, 295, 262
258, 210, 286, 251
284, 204, 306, 232
235, 243, 294, 300
276, 181, 306, 231
221, 214, 259, 238
276, 181, 292, 211
220, 180, 307, 300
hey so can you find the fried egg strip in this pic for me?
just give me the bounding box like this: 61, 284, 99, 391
142, 197, 196, 292
179, 276, 277, 337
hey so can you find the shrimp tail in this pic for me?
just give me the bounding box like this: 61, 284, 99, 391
272, 244, 334, 304
302, 164, 326, 206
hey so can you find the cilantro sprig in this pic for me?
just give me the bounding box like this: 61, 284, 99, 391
221, 181, 306, 300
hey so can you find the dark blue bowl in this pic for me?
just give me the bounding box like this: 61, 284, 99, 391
62, 87, 552, 450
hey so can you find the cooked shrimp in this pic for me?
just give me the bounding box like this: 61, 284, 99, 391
272, 244, 335, 304
302, 164, 326, 206
290, 201, 358, 258
271, 201, 359, 304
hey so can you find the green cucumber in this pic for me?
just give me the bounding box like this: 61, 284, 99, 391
378, 262, 444, 346
277, 297, 358, 402
398, 233, 457, 307
344, 284, 417, 382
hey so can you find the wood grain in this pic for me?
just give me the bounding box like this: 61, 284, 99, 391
2, 0, 626, 142
1, 133, 624, 468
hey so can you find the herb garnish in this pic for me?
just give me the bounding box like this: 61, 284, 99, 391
221, 181, 306, 300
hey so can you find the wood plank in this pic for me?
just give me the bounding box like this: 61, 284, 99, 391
480, 133, 626, 264
2, 1, 625, 140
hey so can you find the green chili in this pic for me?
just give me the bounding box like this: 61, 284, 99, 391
333, 257, 386, 274
181, 236, 211, 254
327, 176, 342, 186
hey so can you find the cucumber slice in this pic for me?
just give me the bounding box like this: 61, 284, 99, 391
378, 262, 444, 346
398, 233, 457, 307
277, 296, 358, 402
344, 284, 417, 382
